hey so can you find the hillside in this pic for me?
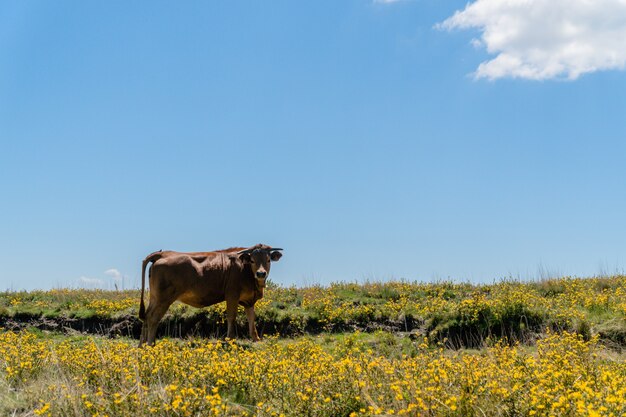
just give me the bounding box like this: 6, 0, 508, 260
2, 276, 625, 349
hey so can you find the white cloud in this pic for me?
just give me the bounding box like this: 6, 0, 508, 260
77, 269, 126, 289
439, 0, 626, 80
79, 276, 104, 287
104, 268, 122, 281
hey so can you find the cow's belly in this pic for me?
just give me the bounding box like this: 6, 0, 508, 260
178, 292, 224, 308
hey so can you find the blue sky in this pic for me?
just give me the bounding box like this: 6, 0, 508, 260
1, 0, 625, 290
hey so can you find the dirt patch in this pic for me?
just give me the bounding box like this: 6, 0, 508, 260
0, 313, 424, 341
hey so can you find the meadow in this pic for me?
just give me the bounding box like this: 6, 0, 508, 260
1, 276, 625, 416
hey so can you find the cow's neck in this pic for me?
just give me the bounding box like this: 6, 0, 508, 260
255, 285, 264, 299
243, 264, 264, 300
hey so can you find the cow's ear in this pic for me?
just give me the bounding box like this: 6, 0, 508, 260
270, 251, 282, 262
239, 253, 252, 263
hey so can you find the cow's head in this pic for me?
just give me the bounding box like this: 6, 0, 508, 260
237, 245, 283, 288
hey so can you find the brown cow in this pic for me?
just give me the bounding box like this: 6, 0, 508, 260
138, 243, 283, 346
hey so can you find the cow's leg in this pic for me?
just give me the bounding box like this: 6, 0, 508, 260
225, 297, 239, 340
245, 306, 260, 342
144, 299, 173, 346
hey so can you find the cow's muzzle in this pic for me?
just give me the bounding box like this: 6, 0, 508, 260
256, 271, 267, 279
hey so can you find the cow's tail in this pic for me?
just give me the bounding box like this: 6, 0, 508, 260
139, 250, 163, 321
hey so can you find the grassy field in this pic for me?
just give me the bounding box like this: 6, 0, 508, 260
2, 276, 626, 347
1, 276, 626, 416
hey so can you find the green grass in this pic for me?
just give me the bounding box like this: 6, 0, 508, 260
2, 275, 625, 348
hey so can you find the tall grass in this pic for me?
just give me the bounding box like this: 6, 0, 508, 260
1, 276, 625, 348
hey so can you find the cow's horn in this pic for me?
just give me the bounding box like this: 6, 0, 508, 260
237, 248, 253, 255
269, 248, 283, 251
